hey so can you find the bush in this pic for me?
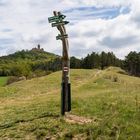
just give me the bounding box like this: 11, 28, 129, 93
7, 76, 20, 85
103, 74, 118, 82
112, 75, 118, 82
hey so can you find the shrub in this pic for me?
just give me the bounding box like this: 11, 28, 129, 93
112, 75, 118, 82
6, 76, 20, 85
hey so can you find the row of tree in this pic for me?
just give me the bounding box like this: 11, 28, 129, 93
0, 58, 61, 78
70, 52, 122, 69
0, 50, 139, 77
124, 51, 140, 76
0, 50, 61, 78
70, 51, 140, 77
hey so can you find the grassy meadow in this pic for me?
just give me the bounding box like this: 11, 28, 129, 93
0, 77, 8, 87
0, 67, 140, 139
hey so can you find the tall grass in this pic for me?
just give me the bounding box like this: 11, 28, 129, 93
0, 68, 139, 139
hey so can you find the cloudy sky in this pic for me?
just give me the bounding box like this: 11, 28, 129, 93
0, 0, 140, 59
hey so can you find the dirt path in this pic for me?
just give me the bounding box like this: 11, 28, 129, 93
65, 113, 99, 125
94, 70, 102, 77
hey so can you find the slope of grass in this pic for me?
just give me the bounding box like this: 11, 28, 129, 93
0, 77, 8, 87
0, 67, 140, 139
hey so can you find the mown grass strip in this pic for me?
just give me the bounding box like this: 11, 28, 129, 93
0, 77, 8, 87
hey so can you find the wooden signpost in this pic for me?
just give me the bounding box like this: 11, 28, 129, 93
48, 11, 71, 115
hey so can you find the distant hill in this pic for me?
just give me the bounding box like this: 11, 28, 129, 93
0, 47, 61, 77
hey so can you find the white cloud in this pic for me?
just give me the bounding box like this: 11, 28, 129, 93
0, 0, 140, 59
61, 0, 131, 7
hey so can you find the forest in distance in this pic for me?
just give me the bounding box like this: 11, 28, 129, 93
0, 49, 139, 79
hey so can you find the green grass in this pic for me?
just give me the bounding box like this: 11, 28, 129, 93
0, 77, 8, 87
0, 67, 140, 139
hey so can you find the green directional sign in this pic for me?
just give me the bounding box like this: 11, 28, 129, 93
52, 21, 69, 27
56, 34, 68, 40
48, 14, 66, 23
59, 14, 66, 19
48, 16, 61, 23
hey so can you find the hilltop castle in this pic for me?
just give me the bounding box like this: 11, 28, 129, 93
31, 44, 44, 52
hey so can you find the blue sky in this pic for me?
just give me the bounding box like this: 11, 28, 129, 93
0, 0, 140, 59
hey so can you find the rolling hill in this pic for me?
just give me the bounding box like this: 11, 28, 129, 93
0, 49, 61, 77
0, 67, 140, 139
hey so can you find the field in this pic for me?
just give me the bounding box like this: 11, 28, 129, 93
0, 67, 140, 140
0, 77, 8, 87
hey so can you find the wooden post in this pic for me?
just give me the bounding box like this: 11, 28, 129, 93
49, 11, 71, 115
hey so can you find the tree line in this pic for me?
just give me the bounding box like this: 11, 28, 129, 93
0, 50, 61, 78
70, 51, 122, 69
0, 50, 139, 78
70, 51, 140, 77
124, 51, 140, 76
